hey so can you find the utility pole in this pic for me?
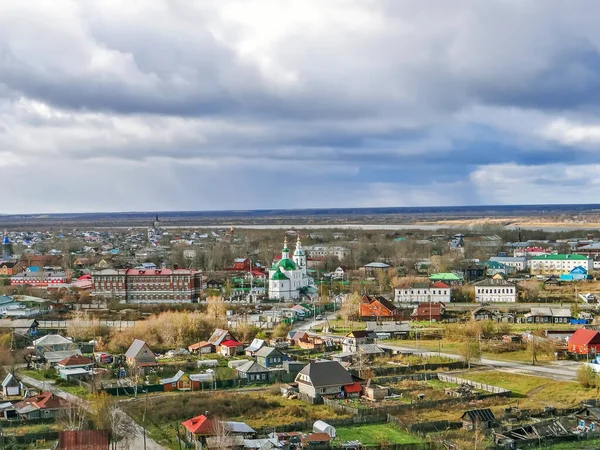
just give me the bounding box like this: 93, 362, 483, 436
142, 389, 148, 450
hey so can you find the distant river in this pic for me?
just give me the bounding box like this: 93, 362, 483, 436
160, 223, 600, 231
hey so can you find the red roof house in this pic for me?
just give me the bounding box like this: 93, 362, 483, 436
219, 339, 244, 357
182, 415, 215, 443
568, 328, 600, 355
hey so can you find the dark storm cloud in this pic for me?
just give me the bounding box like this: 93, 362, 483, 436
3, 0, 600, 213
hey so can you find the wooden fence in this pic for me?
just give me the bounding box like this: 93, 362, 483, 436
323, 372, 511, 417
359, 361, 467, 378
436, 374, 511, 395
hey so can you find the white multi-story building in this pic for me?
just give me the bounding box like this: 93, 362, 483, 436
473, 279, 517, 303
394, 281, 451, 303
268, 237, 315, 300
489, 256, 528, 272
529, 254, 593, 275
303, 245, 349, 260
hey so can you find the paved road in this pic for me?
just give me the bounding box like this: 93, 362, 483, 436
19, 374, 165, 450
377, 343, 580, 381
291, 317, 582, 381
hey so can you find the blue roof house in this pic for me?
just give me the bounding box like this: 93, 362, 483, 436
560, 266, 590, 282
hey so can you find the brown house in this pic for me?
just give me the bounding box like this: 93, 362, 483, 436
58, 430, 110, 450
160, 370, 214, 391
0, 262, 17, 276
288, 331, 326, 350
461, 408, 496, 431
360, 295, 403, 321
124, 339, 156, 369
411, 303, 445, 322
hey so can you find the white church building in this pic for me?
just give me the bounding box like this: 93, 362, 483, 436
268, 237, 315, 300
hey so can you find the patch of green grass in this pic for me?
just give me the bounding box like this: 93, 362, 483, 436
19, 369, 49, 381
546, 438, 600, 449
55, 383, 92, 399
6, 423, 62, 436
461, 371, 599, 406
334, 424, 424, 445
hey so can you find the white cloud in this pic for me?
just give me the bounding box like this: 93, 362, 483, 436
2, 1, 600, 212
540, 118, 600, 147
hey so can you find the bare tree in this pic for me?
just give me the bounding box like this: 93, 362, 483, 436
208, 420, 233, 450
58, 401, 89, 431
91, 394, 137, 450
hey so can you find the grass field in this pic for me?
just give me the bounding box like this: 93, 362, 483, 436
461, 371, 598, 406
388, 338, 558, 364
19, 369, 53, 381
124, 389, 352, 449
547, 438, 600, 449
334, 424, 424, 445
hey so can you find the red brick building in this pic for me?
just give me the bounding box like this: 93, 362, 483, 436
91, 268, 202, 303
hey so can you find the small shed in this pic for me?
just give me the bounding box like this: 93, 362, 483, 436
313, 421, 336, 439
461, 408, 496, 431
1, 373, 22, 397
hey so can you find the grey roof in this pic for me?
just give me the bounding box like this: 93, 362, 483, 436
0, 319, 37, 330
243, 438, 280, 449
246, 338, 265, 353
237, 361, 268, 374
0, 402, 15, 411
59, 368, 90, 376
473, 278, 515, 287
15, 404, 37, 414
461, 408, 496, 422
125, 339, 149, 359
44, 349, 83, 363
365, 322, 410, 333
255, 346, 284, 358
223, 421, 255, 434
160, 370, 184, 384
0, 296, 14, 305
1, 373, 18, 388
357, 344, 385, 355
363, 262, 391, 268
527, 308, 572, 318
33, 334, 71, 347
189, 373, 214, 382
208, 329, 233, 346
489, 256, 527, 262
296, 361, 354, 388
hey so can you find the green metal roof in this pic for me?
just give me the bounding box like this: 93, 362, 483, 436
531, 254, 587, 260
271, 270, 289, 281
429, 272, 462, 280
485, 261, 506, 269
274, 258, 297, 271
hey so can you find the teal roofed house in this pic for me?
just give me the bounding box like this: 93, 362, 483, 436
559, 266, 590, 282
429, 272, 463, 286
485, 260, 514, 276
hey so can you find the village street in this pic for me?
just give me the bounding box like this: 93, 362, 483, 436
19, 374, 166, 450
298, 314, 581, 382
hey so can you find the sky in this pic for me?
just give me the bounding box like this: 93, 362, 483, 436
3, 0, 600, 213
